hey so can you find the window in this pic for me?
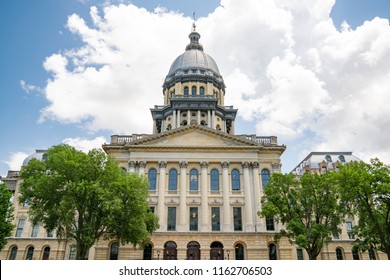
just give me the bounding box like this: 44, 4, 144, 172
233, 207, 242, 231
325, 155, 332, 162
368, 248, 377, 260
321, 166, 327, 174
47, 230, 53, 238
268, 244, 277, 260
143, 244, 153, 260
184, 86, 189, 96
110, 242, 119, 260
167, 207, 177, 231
69, 246, 76, 260
15, 219, 25, 237
200, 87, 205, 95
266, 216, 275, 231
31, 223, 39, 237
346, 222, 355, 239
190, 169, 198, 191
8, 246, 17, 260
25, 246, 34, 260
42, 246, 50, 260
192, 86, 197, 95
352, 248, 360, 260
333, 232, 340, 239
261, 169, 270, 191
23, 199, 29, 208
235, 244, 244, 260
189, 207, 198, 231
211, 207, 220, 231
168, 169, 178, 191
297, 248, 304, 260
148, 169, 157, 190
231, 169, 240, 191
336, 248, 344, 260
338, 155, 346, 162
210, 169, 219, 191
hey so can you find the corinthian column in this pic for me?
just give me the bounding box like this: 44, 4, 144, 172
178, 161, 188, 231
157, 161, 167, 231
138, 161, 146, 176
128, 161, 136, 173
200, 161, 209, 231
242, 162, 254, 232
221, 161, 232, 232
251, 162, 261, 232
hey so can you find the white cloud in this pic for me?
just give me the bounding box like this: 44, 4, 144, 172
62, 136, 107, 153
4, 152, 30, 171
20, 80, 40, 93
38, 0, 390, 168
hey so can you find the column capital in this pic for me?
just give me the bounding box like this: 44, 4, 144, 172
272, 162, 282, 171
138, 161, 146, 168
221, 161, 229, 168
251, 161, 260, 169
159, 161, 167, 168
200, 161, 209, 168
241, 161, 250, 169
179, 161, 188, 168
128, 161, 136, 168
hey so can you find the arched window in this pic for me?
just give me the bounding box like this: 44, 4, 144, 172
110, 242, 119, 260
352, 248, 360, 260
181, 120, 188, 126
192, 86, 197, 95
210, 169, 219, 191
268, 244, 277, 260
200, 87, 205, 95
231, 169, 240, 191
187, 241, 201, 260
42, 246, 50, 260
210, 241, 224, 260
169, 169, 178, 191
148, 169, 157, 190
25, 246, 34, 260
336, 248, 344, 260
164, 241, 177, 260
261, 169, 270, 191
235, 244, 245, 260
190, 169, 198, 191
184, 86, 189, 96
200, 120, 207, 126
325, 155, 332, 162
8, 246, 17, 260
338, 155, 346, 162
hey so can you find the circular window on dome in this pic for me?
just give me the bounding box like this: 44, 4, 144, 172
201, 113, 206, 118
217, 118, 220, 121
192, 112, 196, 117
183, 113, 187, 117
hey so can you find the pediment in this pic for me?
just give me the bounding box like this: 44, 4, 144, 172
127, 125, 259, 148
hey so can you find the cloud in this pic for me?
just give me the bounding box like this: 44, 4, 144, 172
38, 0, 390, 168
20, 80, 40, 93
62, 136, 108, 153
4, 152, 30, 171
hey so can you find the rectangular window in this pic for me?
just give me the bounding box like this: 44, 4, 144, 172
266, 216, 275, 231
233, 207, 242, 231
346, 222, 355, 239
69, 246, 76, 260
15, 219, 25, 237
47, 230, 53, 238
31, 223, 39, 237
189, 207, 198, 231
211, 207, 220, 231
167, 207, 176, 231
297, 248, 304, 260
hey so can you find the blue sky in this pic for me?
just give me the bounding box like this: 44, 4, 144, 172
0, 0, 390, 176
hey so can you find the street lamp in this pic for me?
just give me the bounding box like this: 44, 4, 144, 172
227, 250, 230, 260
157, 250, 160, 260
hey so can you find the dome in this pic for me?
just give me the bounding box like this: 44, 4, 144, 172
167, 49, 220, 76
22, 149, 48, 166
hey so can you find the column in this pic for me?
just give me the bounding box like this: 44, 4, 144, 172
158, 161, 167, 231
207, 110, 211, 128
197, 110, 201, 125
128, 161, 136, 173
173, 110, 176, 129
211, 110, 215, 129
252, 162, 261, 232
161, 119, 165, 132
187, 110, 190, 125
200, 161, 209, 231
221, 161, 232, 231
138, 161, 146, 176
242, 162, 254, 232
178, 161, 188, 231
177, 110, 181, 127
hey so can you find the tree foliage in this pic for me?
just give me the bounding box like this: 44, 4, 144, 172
259, 172, 344, 260
19, 144, 159, 260
335, 158, 390, 259
0, 182, 14, 250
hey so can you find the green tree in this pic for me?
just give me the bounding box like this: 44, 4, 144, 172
19, 144, 159, 260
335, 158, 390, 259
0, 182, 14, 250
259, 172, 344, 260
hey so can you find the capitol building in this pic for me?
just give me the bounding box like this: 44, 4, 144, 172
0, 25, 385, 260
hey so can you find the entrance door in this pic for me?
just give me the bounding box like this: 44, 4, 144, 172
210, 241, 224, 260
164, 241, 177, 260
187, 241, 200, 260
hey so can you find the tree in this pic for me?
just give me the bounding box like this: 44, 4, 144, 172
335, 158, 390, 259
259, 172, 344, 260
0, 182, 14, 251
19, 144, 159, 260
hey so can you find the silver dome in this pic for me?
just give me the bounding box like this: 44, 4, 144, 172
22, 149, 48, 166
167, 49, 220, 76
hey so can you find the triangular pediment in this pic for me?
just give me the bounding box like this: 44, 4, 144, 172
127, 125, 259, 147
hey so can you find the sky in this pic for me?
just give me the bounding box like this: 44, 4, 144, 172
0, 0, 390, 176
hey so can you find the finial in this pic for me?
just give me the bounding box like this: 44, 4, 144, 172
192, 11, 196, 32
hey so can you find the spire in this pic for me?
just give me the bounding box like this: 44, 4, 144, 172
186, 12, 203, 51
